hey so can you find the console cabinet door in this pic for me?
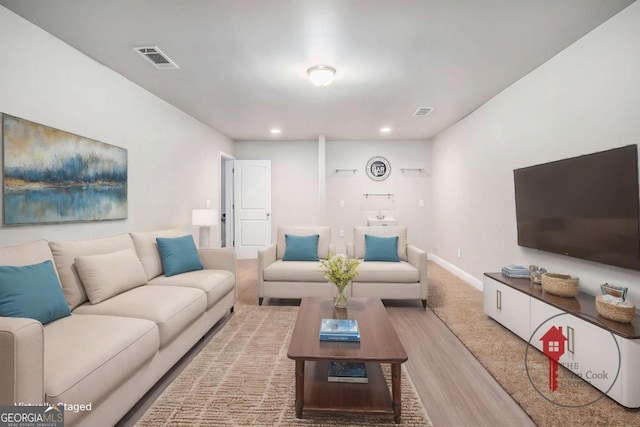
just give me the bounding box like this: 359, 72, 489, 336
561, 315, 622, 401
530, 298, 564, 352
483, 276, 530, 340
531, 298, 621, 400
619, 338, 640, 407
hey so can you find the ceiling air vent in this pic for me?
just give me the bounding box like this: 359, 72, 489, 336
413, 107, 434, 117
133, 46, 179, 69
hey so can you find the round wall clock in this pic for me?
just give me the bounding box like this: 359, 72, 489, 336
366, 156, 391, 181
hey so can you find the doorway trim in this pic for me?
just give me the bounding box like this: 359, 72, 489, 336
220, 151, 235, 248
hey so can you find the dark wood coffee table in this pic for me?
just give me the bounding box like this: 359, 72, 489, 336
287, 297, 408, 423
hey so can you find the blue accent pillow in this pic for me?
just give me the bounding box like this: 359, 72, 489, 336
282, 234, 320, 261
156, 235, 204, 277
0, 260, 71, 325
364, 235, 401, 262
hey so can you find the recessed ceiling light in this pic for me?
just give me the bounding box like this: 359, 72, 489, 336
270, 128, 281, 134
380, 127, 392, 133
307, 65, 336, 87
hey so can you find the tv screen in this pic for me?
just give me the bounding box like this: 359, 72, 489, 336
514, 145, 640, 271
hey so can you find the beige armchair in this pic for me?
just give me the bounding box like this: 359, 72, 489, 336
257, 226, 335, 305
347, 226, 427, 308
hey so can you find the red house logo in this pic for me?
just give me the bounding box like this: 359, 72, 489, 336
540, 326, 567, 391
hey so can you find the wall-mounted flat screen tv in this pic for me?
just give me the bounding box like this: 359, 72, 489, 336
514, 145, 640, 271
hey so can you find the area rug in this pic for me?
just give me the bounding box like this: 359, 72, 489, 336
427, 262, 639, 426
136, 305, 432, 426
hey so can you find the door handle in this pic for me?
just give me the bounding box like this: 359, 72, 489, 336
266, 212, 271, 218
568, 326, 575, 354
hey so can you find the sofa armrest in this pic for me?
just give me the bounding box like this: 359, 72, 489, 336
329, 243, 336, 254
0, 317, 44, 405
197, 248, 236, 273
407, 245, 428, 300
346, 243, 355, 259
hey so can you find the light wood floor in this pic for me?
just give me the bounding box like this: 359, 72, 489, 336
119, 259, 536, 426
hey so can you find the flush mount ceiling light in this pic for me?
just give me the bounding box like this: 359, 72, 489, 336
270, 128, 281, 134
307, 65, 336, 87
380, 127, 392, 133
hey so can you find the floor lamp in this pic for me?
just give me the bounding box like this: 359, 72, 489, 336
192, 209, 218, 248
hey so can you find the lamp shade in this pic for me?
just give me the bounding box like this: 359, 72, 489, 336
192, 209, 218, 226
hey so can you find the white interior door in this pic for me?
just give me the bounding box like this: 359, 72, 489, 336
233, 160, 271, 259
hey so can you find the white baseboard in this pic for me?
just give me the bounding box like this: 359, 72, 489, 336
428, 254, 483, 291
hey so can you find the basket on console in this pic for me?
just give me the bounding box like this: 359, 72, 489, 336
595, 295, 636, 324
541, 273, 579, 297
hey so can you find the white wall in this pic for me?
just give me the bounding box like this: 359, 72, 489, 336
236, 138, 432, 253
431, 2, 640, 299
234, 140, 321, 241
0, 7, 233, 247
326, 140, 431, 253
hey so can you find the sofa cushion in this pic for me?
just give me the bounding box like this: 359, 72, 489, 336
44, 314, 158, 416
148, 269, 235, 309
354, 226, 408, 261
354, 261, 419, 283
129, 229, 185, 280
263, 260, 327, 282
276, 226, 331, 260
364, 235, 401, 262
282, 234, 320, 261
49, 234, 137, 310
156, 235, 203, 276
72, 286, 206, 347
0, 260, 71, 325
75, 249, 148, 304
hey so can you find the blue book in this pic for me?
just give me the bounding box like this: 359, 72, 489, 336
327, 361, 368, 383
319, 318, 360, 342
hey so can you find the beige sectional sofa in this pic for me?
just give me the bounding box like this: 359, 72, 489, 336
258, 225, 427, 307
0, 229, 235, 427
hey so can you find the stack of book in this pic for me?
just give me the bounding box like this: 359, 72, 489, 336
319, 318, 360, 342
501, 264, 530, 278
327, 361, 368, 383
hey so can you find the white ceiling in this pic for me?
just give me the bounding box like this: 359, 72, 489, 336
0, 0, 634, 141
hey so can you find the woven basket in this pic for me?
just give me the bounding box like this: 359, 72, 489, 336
541, 273, 579, 297
595, 295, 636, 324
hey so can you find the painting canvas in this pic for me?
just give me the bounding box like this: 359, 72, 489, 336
2, 114, 127, 225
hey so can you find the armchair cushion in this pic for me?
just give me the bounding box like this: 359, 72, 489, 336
355, 261, 419, 283
364, 235, 400, 262
276, 226, 331, 260
263, 260, 327, 282
354, 226, 408, 261
282, 234, 320, 261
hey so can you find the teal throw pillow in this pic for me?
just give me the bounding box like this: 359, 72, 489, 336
156, 235, 204, 277
282, 234, 320, 261
364, 235, 401, 262
0, 260, 71, 325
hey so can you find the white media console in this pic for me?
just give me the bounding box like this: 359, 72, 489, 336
483, 273, 640, 408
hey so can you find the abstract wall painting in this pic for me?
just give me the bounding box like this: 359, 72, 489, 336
2, 114, 127, 225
